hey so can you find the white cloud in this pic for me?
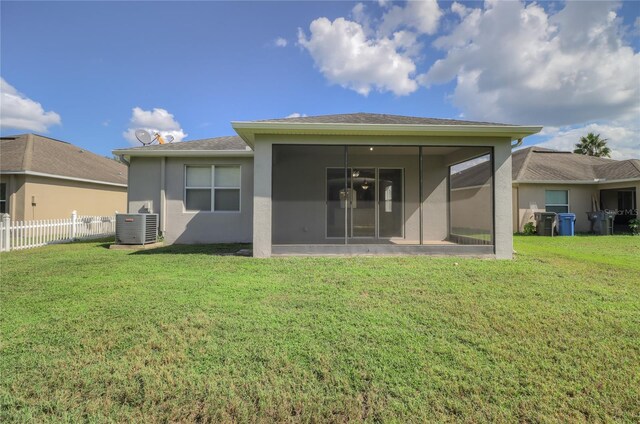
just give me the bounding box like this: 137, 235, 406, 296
450, 2, 470, 19
420, 1, 640, 126
123, 107, 187, 146
297, 1, 444, 96
379, 0, 442, 36
535, 120, 640, 160
285, 113, 307, 118
298, 0, 639, 150
274, 37, 288, 47
297, 17, 419, 96
0, 78, 61, 132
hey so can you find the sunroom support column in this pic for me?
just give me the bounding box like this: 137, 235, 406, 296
253, 140, 272, 258
493, 142, 513, 259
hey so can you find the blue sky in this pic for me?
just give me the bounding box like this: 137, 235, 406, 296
1, 1, 639, 158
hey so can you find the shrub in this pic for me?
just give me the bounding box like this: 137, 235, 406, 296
629, 218, 640, 235
523, 222, 536, 235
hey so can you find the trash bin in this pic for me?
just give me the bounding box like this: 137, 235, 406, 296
604, 211, 616, 235
534, 212, 557, 236
586, 211, 615, 235
557, 213, 576, 236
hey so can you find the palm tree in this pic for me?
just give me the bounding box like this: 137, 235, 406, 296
573, 133, 611, 157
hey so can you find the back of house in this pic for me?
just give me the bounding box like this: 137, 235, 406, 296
114, 113, 544, 258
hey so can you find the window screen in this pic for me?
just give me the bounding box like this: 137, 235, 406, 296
185, 165, 240, 212
545, 190, 569, 213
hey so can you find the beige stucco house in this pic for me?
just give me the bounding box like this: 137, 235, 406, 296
512, 147, 639, 233
452, 146, 639, 233
1, 134, 128, 220
114, 113, 542, 258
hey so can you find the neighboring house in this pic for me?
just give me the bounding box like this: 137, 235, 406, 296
511, 147, 639, 233
114, 113, 541, 258
453, 146, 640, 233
1, 134, 128, 220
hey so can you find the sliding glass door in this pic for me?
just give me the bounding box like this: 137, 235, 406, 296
326, 167, 403, 241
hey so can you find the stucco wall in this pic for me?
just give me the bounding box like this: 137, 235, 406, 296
450, 184, 492, 237
128, 156, 254, 244
128, 157, 162, 215
515, 184, 597, 233
163, 156, 254, 244
1, 174, 125, 220
422, 155, 448, 242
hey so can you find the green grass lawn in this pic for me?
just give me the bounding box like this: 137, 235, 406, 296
1, 236, 639, 422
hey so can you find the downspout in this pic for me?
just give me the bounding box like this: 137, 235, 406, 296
118, 155, 130, 166
512, 139, 522, 232
160, 157, 166, 235
515, 185, 520, 232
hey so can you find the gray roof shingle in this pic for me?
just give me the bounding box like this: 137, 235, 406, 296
116, 136, 249, 152
254, 113, 513, 126
1, 134, 127, 185
115, 114, 531, 154
451, 146, 639, 188
513, 147, 640, 182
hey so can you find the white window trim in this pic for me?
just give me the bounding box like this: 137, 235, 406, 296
184, 165, 241, 213
545, 189, 570, 213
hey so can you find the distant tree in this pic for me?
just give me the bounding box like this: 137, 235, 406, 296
573, 133, 611, 158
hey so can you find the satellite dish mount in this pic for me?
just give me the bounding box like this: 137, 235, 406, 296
135, 129, 175, 146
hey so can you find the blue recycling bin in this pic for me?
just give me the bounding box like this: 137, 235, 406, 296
557, 213, 576, 236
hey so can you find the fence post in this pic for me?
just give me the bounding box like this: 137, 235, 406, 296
2, 214, 10, 252
71, 210, 77, 240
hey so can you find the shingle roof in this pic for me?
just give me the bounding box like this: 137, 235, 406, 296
451, 147, 640, 188
115, 114, 537, 154
116, 135, 249, 152
451, 160, 492, 189
513, 147, 640, 182
1, 134, 127, 185
255, 113, 513, 126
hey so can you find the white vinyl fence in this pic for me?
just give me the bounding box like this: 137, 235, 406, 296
0, 211, 115, 252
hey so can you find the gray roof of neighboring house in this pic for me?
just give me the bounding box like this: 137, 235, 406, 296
513, 147, 640, 182
116, 135, 249, 152
0, 134, 128, 185
450, 160, 492, 189
254, 112, 513, 126
451, 146, 640, 188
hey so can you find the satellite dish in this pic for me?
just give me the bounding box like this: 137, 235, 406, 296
135, 129, 152, 146
165, 135, 175, 143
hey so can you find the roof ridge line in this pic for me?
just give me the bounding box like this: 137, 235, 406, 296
515, 146, 535, 181
620, 158, 640, 172
22, 134, 34, 171
628, 158, 640, 173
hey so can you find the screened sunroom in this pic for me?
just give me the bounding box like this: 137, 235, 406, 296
270, 144, 494, 254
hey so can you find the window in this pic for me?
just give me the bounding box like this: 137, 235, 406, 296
185, 165, 240, 212
0, 183, 6, 214
545, 190, 569, 213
